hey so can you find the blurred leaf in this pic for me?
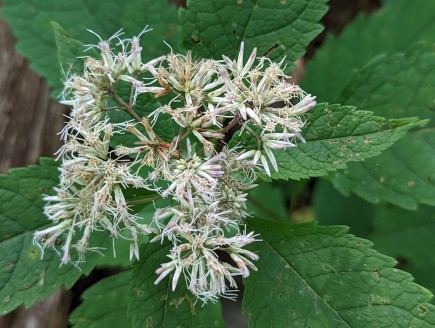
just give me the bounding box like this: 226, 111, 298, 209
244, 219, 435, 327
1, 0, 178, 95
313, 179, 374, 237
70, 271, 132, 328
302, 0, 435, 101
331, 48, 435, 209
179, 0, 328, 71
247, 182, 287, 221
128, 241, 226, 328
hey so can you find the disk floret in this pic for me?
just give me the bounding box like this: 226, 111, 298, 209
34, 29, 315, 302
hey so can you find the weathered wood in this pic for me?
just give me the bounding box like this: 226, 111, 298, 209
0, 16, 71, 328
0, 18, 66, 173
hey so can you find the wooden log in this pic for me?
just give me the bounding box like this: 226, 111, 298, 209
0, 17, 71, 328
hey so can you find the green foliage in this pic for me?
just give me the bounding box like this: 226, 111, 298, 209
331, 48, 435, 209
52, 22, 88, 78
247, 182, 288, 221
179, 0, 328, 71
0, 159, 104, 314
128, 242, 226, 328
244, 219, 435, 327
313, 180, 374, 237
1, 0, 178, 94
302, 0, 435, 102
70, 271, 132, 328
255, 103, 423, 180
2, 0, 435, 326
303, 0, 435, 209
314, 180, 435, 294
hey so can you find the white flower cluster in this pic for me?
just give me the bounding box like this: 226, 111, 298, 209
33, 29, 316, 302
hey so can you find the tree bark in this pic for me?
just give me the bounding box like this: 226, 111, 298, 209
0, 18, 66, 173
0, 17, 71, 328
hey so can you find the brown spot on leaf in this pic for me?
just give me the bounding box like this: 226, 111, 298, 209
418, 304, 429, 316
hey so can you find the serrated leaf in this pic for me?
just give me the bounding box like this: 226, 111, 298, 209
243, 220, 435, 327
337, 48, 435, 125
330, 48, 435, 209
179, 0, 328, 71
0, 159, 107, 314
128, 241, 226, 328
70, 271, 132, 328
314, 179, 435, 294
369, 204, 435, 294
245, 103, 424, 180
302, 0, 435, 102
1, 0, 178, 94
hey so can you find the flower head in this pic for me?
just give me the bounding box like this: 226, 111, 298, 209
36, 31, 315, 303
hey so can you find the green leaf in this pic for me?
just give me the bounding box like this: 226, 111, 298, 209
302, 0, 435, 102
128, 241, 226, 328
369, 204, 435, 294
330, 48, 435, 209
52, 22, 87, 79
1, 0, 178, 94
179, 0, 328, 71
0, 159, 106, 314
254, 103, 424, 180
247, 182, 287, 221
314, 179, 435, 294
70, 271, 132, 328
243, 219, 435, 327
313, 179, 374, 237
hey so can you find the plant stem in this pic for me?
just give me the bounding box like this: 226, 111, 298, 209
112, 92, 142, 122
127, 194, 162, 206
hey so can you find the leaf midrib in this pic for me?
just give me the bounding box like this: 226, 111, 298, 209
245, 221, 352, 327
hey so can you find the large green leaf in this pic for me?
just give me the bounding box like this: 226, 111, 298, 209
243, 219, 435, 327
179, 0, 328, 71
0, 159, 106, 314
70, 271, 132, 328
314, 179, 435, 294
1, 0, 178, 94
331, 48, 435, 209
302, 0, 435, 102
128, 241, 226, 328
238, 103, 424, 181
370, 205, 435, 294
